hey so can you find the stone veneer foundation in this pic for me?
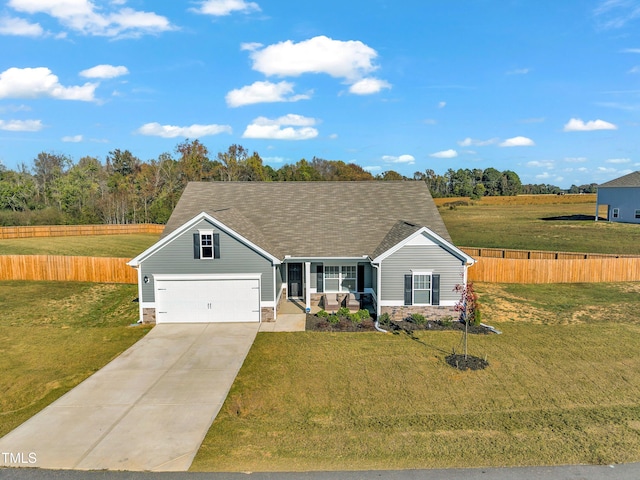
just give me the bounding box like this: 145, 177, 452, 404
380, 305, 457, 322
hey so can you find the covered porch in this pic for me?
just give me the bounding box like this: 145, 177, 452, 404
279, 258, 377, 315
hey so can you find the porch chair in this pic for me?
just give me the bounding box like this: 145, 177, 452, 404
345, 293, 360, 313
323, 293, 340, 312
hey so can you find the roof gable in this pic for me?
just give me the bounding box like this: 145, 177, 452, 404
599, 171, 640, 188
372, 223, 475, 265
161, 181, 452, 259
128, 211, 281, 267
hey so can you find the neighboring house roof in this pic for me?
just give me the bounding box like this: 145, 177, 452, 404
161, 181, 453, 259
599, 171, 640, 188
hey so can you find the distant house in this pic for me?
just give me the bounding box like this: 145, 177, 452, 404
596, 171, 640, 224
128, 181, 475, 324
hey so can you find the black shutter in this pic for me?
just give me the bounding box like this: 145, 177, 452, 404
316, 264, 324, 293
213, 233, 220, 259
193, 233, 200, 259
404, 274, 413, 305
357, 264, 365, 292
432, 274, 440, 306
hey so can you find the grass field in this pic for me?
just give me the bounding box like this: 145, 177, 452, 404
437, 195, 640, 255
0, 233, 159, 257
191, 282, 640, 471
0, 281, 151, 437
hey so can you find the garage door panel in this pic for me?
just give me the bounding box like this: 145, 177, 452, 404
155, 277, 260, 324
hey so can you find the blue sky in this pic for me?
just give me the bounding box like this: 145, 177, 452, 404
1, 0, 640, 187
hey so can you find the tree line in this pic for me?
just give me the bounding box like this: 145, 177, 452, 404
0, 140, 597, 226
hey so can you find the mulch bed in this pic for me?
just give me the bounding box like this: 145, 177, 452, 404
305, 314, 494, 335
445, 353, 490, 371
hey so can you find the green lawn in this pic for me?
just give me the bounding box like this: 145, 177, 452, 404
0, 281, 152, 437
191, 282, 640, 471
439, 202, 640, 255
0, 233, 159, 257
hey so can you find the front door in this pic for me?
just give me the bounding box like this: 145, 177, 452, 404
287, 263, 303, 298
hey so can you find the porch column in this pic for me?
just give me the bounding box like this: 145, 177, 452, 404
595, 197, 599, 221
305, 261, 311, 311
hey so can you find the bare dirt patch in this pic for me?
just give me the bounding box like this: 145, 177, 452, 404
476, 284, 552, 324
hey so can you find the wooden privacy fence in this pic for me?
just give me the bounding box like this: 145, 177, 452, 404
0, 224, 164, 239
2, 249, 640, 285
460, 247, 640, 283
0, 255, 137, 284
460, 247, 637, 260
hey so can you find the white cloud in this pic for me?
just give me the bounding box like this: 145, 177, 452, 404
606, 158, 631, 164
535, 172, 551, 179
597, 166, 618, 173
225, 81, 310, 107
7, 0, 174, 38
0, 119, 42, 131
429, 149, 458, 159
457, 137, 498, 147
506, 68, 531, 75
136, 122, 232, 138
499, 136, 535, 147
62, 134, 83, 142
247, 35, 383, 84
191, 0, 260, 16
382, 154, 416, 164
0, 67, 97, 101
242, 114, 319, 140
0, 15, 43, 36
564, 157, 588, 163
80, 64, 128, 79
363, 165, 382, 172
349, 78, 391, 95
563, 118, 618, 131
593, 0, 640, 29
527, 160, 554, 168
437, 101, 446, 108
629, 66, 640, 73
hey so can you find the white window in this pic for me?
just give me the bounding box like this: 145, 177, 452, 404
198, 230, 220, 259
341, 266, 356, 292
325, 266, 340, 291
324, 265, 357, 292
635, 210, 640, 219
413, 273, 431, 305
612, 208, 620, 219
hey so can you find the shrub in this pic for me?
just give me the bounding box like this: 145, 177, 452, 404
327, 314, 340, 324
378, 312, 391, 326
348, 313, 362, 324
317, 310, 329, 318
411, 313, 426, 325
439, 316, 453, 327
337, 307, 350, 317
357, 309, 371, 321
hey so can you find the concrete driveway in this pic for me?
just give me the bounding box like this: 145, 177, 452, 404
0, 323, 259, 472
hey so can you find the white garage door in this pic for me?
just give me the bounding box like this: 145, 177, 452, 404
155, 275, 261, 323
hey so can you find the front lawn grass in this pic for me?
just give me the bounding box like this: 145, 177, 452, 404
0, 233, 159, 257
191, 282, 640, 471
0, 281, 151, 437
437, 196, 640, 255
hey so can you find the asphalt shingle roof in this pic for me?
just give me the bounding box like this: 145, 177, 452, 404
599, 171, 640, 188
162, 181, 451, 259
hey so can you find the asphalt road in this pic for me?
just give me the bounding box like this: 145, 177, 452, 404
1, 463, 639, 480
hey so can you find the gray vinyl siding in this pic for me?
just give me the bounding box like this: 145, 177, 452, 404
359, 262, 373, 289
140, 218, 275, 303
380, 244, 465, 302
276, 264, 284, 295
597, 187, 640, 224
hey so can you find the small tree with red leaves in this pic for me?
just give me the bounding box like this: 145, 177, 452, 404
454, 282, 480, 359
